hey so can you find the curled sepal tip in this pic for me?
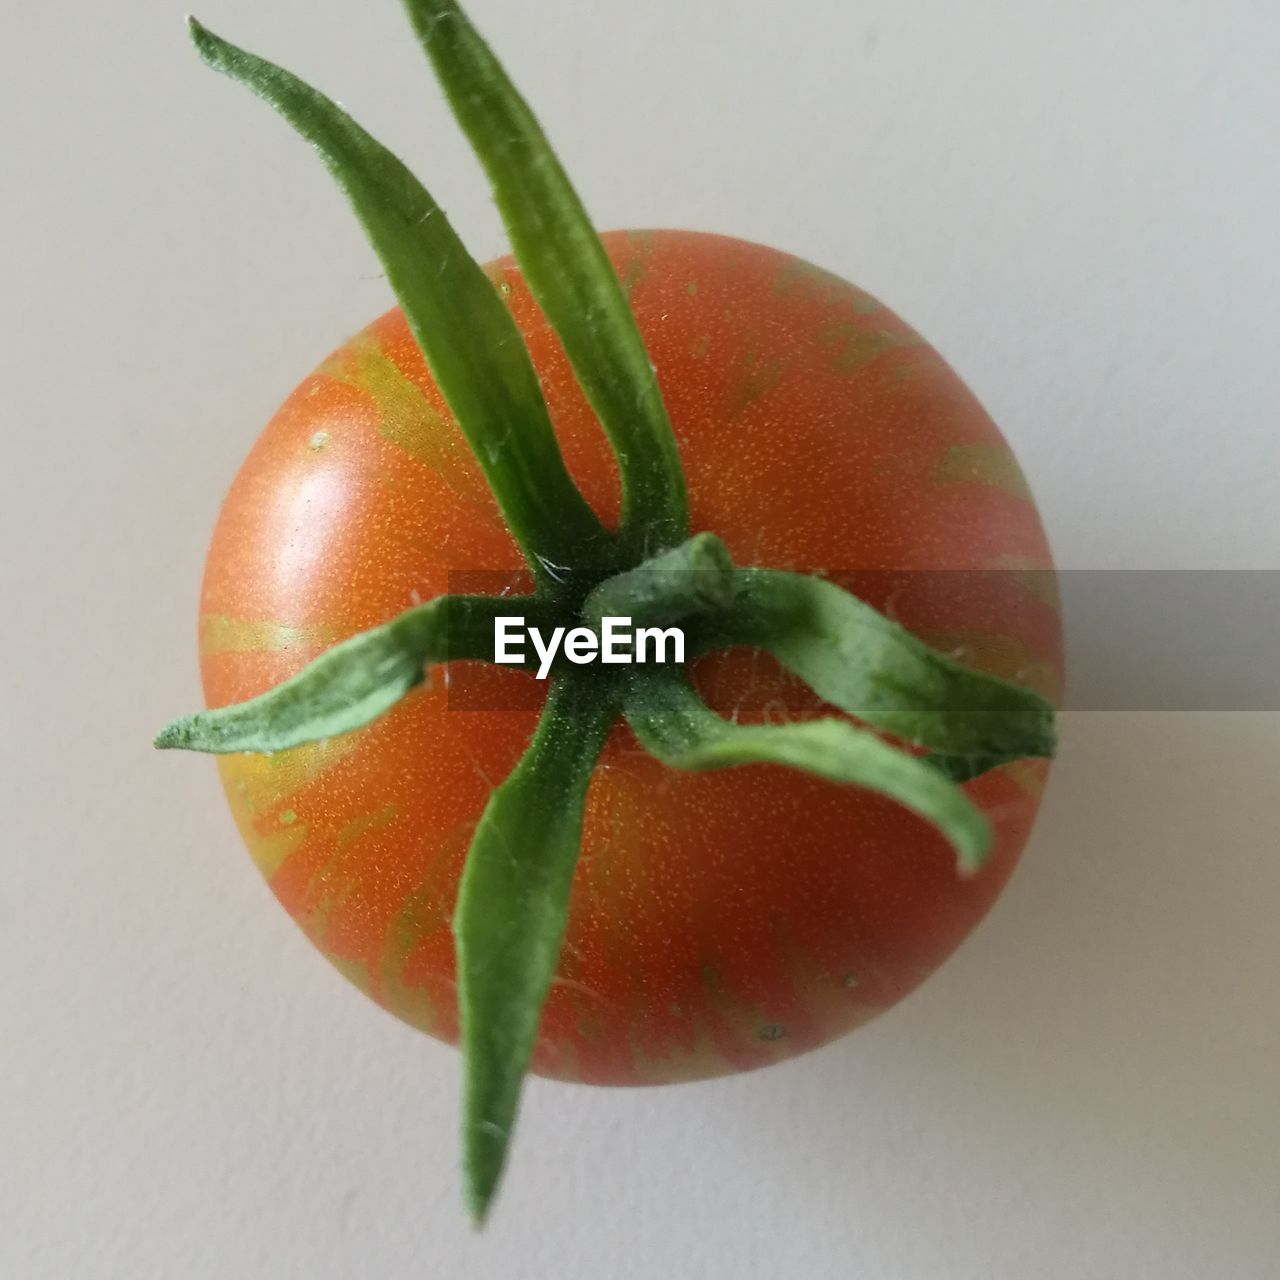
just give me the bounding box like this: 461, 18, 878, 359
624, 668, 992, 874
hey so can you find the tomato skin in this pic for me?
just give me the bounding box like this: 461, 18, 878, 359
200, 230, 1061, 1085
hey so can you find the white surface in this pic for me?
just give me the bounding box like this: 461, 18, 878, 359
4, 1, 1278, 1276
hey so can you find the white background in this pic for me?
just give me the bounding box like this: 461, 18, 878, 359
4, 1, 1278, 1276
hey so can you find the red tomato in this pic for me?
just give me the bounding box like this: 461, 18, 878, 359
200, 229, 1061, 1084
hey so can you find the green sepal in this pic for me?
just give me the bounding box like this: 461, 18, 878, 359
691, 569, 1057, 772
401, 0, 689, 559
581, 532, 735, 631
454, 673, 618, 1224
623, 668, 992, 873
923, 750, 1017, 784
154, 594, 541, 754
189, 18, 612, 592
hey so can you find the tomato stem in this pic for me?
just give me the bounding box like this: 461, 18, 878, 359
582, 532, 735, 631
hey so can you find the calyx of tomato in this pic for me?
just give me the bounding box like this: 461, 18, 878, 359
157, 0, 1057, 1225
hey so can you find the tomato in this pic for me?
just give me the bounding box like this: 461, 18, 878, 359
199, 228, 1061, 1085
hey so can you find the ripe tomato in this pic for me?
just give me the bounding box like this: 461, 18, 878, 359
199, 228, 1061, 1084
